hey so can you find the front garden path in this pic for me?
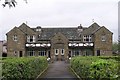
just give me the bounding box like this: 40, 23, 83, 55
38, 61, 78, 79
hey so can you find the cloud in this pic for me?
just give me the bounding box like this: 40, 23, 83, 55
0, 0, 119, 42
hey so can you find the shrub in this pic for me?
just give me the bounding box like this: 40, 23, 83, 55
70, 56, 119, 80
89, 59, 118, 79
2, 57, 48, 80
99, 56, 120, 61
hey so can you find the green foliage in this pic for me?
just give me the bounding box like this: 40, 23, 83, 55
99, 56, 120, 61
70, 56, 119, 80
112, 42, 119, 51
112, 42, 119, 56
89, 59, 118, 79
2, 57, 48, 80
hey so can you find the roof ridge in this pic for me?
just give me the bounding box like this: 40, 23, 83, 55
18, 23, 36, 34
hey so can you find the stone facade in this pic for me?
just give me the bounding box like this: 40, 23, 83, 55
0, 40, 7, 57
94, 26, 113, 56
6, 23, 113, 61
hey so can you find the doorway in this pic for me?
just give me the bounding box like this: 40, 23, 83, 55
48, 51, 51, 58
54, 49, 65, 61
97, 50, 100, 56
2, 53, 7, 57
19, 51, 23, 57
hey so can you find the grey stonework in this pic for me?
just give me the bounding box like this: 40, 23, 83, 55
6, 22, 113, 61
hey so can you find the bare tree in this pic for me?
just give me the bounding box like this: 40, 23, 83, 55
1, 0, 27, 8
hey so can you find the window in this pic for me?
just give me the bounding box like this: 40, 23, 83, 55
36, 29, 41, 32
14, 51, 17, 56
38, 35, 41, 38
90, 39, 92, 42
79, 34, 81, 37
61, 49, 64, 55
101, 35, 106, 41
55, 49, 59, 55
13, 35, 17, 41
68, 51, 71, 57
28, 51, 35, 56
78, 29, 83, 32
83, 35, 92, 42
38, 51, 46, 56
86, 38, 89, 42
27, 35, 36, 42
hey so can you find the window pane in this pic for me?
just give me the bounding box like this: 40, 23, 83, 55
55, 49, 59, 55
61, 49, 64, 55
13, 35, 17, 41
101, 35, 106, 41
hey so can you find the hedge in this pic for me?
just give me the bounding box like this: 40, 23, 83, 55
99, 56, 120, 61
70, 56, 119, 80
2, 57, 48, 80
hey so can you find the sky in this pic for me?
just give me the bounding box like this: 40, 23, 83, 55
0, 0, 119, 42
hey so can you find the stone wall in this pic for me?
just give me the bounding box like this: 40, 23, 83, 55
94, 27, 113, 56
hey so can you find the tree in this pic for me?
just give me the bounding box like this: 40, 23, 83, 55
1, 0, 27, 8
112, 42, 119, 55
118, 39, 120, 55
112, 42, 118, 51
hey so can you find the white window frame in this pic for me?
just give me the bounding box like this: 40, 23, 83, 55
38, 35, 41, 38
101, 35, 106, 41
36, 29, 41, 32
83, 35, 92, 42
33, 35, 35, 42
14, 51, 17, 56
28, 51, 35, 56
55, 49, 59, 55
27, 36, 30, 42
89, 35, 92, 42
13, 35, 17, 41
27, 35, 36, 42
38, 51, 46, 56
61, 49, 64, 55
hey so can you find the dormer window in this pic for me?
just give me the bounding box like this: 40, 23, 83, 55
83, 35, 92, 42
13, 35, 17, 41
36, 29, 41, 32
27, 35, 36, 42
78, 24, 83, 32
78, 29, 83, 32
36, 26, 41, 32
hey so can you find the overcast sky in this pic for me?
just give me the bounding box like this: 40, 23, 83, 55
0, 0, 119, 42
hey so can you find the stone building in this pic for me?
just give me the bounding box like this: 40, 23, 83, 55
6, 22, 113, 61
0, 40, 7, 57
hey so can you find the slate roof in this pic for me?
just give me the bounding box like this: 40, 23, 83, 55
12, 22, 112, 41
82, 23, 100, 35
38, 28, 80, 40
19, 23, 36, 35
34, 23, 101, 40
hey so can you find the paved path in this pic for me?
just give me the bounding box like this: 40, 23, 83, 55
39, 61, 77, 79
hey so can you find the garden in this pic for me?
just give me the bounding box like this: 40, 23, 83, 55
0, 56, 120, 79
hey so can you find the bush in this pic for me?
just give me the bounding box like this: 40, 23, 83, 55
99, 56, 120, 61
2, 57, 48, 80
70, 56, 119, 80
89, 59, 118, 79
